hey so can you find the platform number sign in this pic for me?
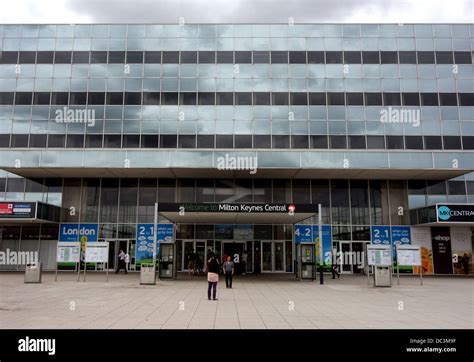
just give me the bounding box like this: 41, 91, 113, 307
370, 226, 391, 245
294, 225, 313, 243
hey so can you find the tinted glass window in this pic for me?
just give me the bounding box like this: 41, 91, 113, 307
362, 51, 380, 64
327, 92, 345, 105
253, 51, 270, 63
162, 92, 179, 105
108, 51, 125, 63
235, 135, 252, 148
402, 92, 420, 106
253, 135, 271, 148
88, 92, 105, 105
90, 51, 107, 63
436, 51, 453, 64
48, 134, 65, 148
326, 51, 343, 63
126, 51, 143, 63
399, 51, 416, 63
143, 92, 160, 105
33, 92, 50, 105
417, 51, 435, 64
198, 92, 215, 105
235, 51, 252, 63
291, 135, 309, 148
366, 135, 385, 149
160, 135, 177, 148
106, 92, 124, 105
51, 92, 69, 105
37, 51, 54, 64
346, 93, 364, 105
216, 51, 233, 64
462, 136, 474, 149
29, 134, 47, 147
421, 93, 439, 106
253, 92, 270, 105
85, 134, 103, 148
386, 136, 404, 149
72, 51, 89, 63
197, 135, 214, 148
198, 51, 215, 64
443, 136, 461, 149
309, 92, 326, 105
124, 92, 141, 105
66, 134, 84, 148
329, 135, 347, 149
141, 135, 158, 148
271, 51, 288, 64
439, 93, 457, 106
308, 51, 324, 63
454, 51, 472, 64
310, 135, 328, 149
144, 51, 161, 63
15, 92, 32, 105
235, 92, 252, 105
405, 136, 423, 149
272, 92, 288, 105
289, 51, 306, 64
272, 135, 290, 149
424, 136, 442, 149
349, 136, 366, 149
54, 51, 72, 64
162, 51, 179, 63
290, 92, 308, 105
19, 51, 36, 63
365, 93, 382, 105
216, 135, 233, 148
0, 51, 19, 63
178, 135, 196, 148
383, 93, 401, 106
11, 134, 29, 147
0, 92, 14, 105
180, 92, 196, 106
216, 92, 233, 105
104, 135, 122, 148
344, 51, 361, 64
122, 135, 140, 148
70, 92, 87, 105
380, 51, 398, 64
459, 94, 474, 106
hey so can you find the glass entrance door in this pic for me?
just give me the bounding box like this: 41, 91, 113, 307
222, 241, 245, 274
336, 242, 353, 273
262, 241, 273, 271
105, 239, 135, 272
274, 241, 285, 272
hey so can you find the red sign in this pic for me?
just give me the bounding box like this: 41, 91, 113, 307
0, 203, 13, 215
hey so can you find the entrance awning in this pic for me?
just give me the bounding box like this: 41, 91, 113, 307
159, 203, 317, 224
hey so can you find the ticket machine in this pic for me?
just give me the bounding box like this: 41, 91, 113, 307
298, 243, 316, 280
158, 243, 176, 279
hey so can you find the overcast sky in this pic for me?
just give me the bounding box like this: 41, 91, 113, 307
0, 0, 472, 24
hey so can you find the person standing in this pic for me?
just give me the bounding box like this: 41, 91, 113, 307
241, 250, 248, 275
116, 249, 127, 274
223, 255, 235, 288
331, 263, 340, 279
207, 253, 220, 300
461, 253, 470, 275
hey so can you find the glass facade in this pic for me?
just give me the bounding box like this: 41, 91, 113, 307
0, 23, 473, 273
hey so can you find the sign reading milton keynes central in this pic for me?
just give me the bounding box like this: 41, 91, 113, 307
162, 203, 318, 213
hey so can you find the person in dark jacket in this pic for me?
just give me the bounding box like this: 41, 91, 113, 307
461, 253, 470, 275
206, 253, 220, 300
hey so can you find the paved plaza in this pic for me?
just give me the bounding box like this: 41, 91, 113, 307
0, 272, 472, 329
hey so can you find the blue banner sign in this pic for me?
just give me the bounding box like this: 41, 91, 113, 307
313, 225, 333, 265
294, 224, 313, 242
59, 223, 98, 242
370, 226, 391, 245
136, 224, 156, 265
157, 224, 174, 243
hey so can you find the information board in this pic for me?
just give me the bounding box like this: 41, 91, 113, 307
57, 242, 81, 263
84, 242, 109, 263
367, 246, 392, 266
396, 246, 421, 266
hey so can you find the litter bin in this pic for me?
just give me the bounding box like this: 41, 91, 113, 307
374, 266, 391, 287
24, 262, 42, 283
140, 263, 156, 285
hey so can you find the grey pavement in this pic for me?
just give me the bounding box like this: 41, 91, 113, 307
0, 272, 472, 329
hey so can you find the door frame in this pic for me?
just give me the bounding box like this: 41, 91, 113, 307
260, 240, 286, 273
102, 238, 135, 272
222, 240, 246, 264
335, 241, 353, 274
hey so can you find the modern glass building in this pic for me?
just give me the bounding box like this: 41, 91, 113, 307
0, 23, 473, 276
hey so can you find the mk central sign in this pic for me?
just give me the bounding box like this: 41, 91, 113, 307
436, 204, 474, 223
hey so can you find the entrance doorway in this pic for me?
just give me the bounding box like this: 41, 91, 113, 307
223, 241, 245, 274
104, 239, 136, 272
260, 241, 286, 272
